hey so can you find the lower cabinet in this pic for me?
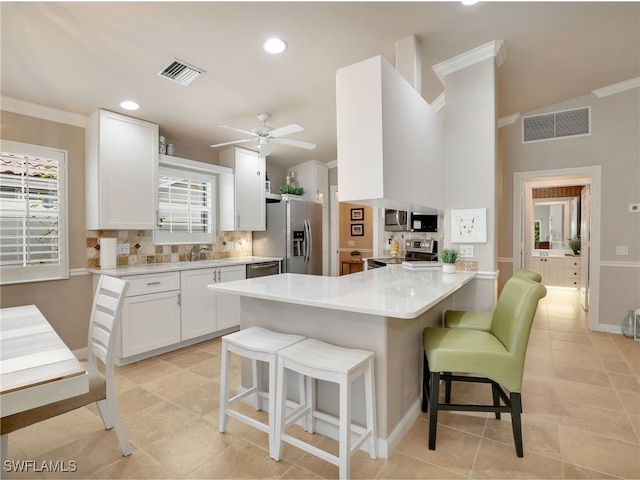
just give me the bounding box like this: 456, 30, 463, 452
530, 256, 580, 288
180, 265, 246, 340
119, 272, 182, 358
110, 265, 247, 363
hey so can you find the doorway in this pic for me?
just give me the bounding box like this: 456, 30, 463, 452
514, 166, 601, 330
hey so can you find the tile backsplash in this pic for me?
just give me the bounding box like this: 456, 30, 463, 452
86, 230, 252, 269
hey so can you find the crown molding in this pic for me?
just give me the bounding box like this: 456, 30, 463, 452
430, 92, 446, 112
1, 96, 88, 128
432, 40, 506, 85
591, 77, 640, 98
498, 113, 520, 128
325, 160, 337, 169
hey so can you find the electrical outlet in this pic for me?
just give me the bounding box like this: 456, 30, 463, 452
629, 203, 640, 213
116, 243, 130, 255
616, 245, 629, 255
459, 245, 474, 258
226, 241, 235, 250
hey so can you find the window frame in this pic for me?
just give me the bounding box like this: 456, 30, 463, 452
0, 139, 69, 285
153, 165, 217, 245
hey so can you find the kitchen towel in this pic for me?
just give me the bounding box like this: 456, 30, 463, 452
100, 238, 117, 269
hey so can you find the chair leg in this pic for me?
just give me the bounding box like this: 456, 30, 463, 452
491, 383, 502, 420
510, 392, 524, 457
105, 397, 132, 456
219, 342, 231, 433
96, 398, 115, 429
272, 359, 287, 462
338, 376, 351, 480
428, 371, 440, 451
421, 353, 430, 413
444, 373, 452, 404
1, 434, 8, 477
252, 358, 260, 411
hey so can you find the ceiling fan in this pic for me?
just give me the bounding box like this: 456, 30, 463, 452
210, 113, 316, 157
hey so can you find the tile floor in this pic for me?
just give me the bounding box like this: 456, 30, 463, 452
4, 288, 640, 479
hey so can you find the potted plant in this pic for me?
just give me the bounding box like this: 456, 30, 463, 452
440, 248, 459, 273
279, 185, 305, 195
567, 237, 581, 255
350, 250, 361, 262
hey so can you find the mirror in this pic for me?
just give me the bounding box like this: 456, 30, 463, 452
533, 197, 579, 250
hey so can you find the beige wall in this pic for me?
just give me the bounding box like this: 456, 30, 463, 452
500, 87, 640, 328
338, 202, 373, 267
0, 110, 93, 349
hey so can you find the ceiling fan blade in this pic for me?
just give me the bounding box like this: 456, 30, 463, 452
269, 123, 304, 138
274, 137, 316, 150
219, 125, 258, 137
210, 138, 256, 148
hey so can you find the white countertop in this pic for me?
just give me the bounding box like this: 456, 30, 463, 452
208, 266, 476, 319
90, 256, 282, 276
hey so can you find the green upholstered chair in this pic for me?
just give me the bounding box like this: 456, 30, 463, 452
443, 268, 542, 332
422, 276, 547, 457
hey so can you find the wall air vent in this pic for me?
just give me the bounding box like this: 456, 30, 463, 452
157, 58, 205, 86
522, 107, 590, 143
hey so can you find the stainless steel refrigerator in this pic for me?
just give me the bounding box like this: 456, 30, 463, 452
253, 198, 322, 275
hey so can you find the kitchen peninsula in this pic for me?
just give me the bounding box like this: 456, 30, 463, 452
208, 266, 476, 457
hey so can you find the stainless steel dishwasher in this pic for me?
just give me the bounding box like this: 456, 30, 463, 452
246, 261, 280, 278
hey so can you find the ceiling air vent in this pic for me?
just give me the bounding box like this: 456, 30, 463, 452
157, 58, 205, 86
522, 107, 590, 143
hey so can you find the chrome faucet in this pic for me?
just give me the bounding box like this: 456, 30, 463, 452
191, 246, 208, 261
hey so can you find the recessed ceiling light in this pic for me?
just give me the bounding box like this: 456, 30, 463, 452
462, 0, 479, 4
119, 100, 140, 111
263, 38, 287, 54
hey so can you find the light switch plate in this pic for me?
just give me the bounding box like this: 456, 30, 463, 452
616, 245, 629, 255
347, 240, 355, 247
459, 245, 474, 258
629, 203, 640, 213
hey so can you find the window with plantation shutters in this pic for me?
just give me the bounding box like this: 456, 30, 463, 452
153, 166, 216, 244
0, 140, 68, 284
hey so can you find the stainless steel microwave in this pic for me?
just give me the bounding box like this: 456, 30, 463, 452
384, 209, 409, 231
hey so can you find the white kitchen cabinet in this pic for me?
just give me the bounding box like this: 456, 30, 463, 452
219, 147, 265, 231
85, 109, 159, 230
563, 257, 581, 288
119, 272, 181, 358
180, 265, 246, 340
530, 256, 564, 286
336, 55, 445, 212
288, 160, 329, 205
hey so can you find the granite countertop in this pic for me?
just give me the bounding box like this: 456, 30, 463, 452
208, 265, 476, 319
89, 256, 282, 276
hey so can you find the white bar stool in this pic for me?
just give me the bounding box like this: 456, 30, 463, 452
219, 326, 305, 457
272, 338, 377, 480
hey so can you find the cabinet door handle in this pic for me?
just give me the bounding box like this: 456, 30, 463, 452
146, 281, 162, 286
217, 270, 221, 282
177, 293, 181, 306
236, 215, 240, 228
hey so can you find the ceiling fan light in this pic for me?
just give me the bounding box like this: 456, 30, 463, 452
263, 38, 287, 54
258, 139, 271, 156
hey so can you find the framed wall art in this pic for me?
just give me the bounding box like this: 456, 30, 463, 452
451, 208, 487, 243
350, 208, 364, 221
351, 224, 364, 236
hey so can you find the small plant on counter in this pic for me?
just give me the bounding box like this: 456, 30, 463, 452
567, 237, 581, 255
279, 185, 305, 195
440, 248, 460, 264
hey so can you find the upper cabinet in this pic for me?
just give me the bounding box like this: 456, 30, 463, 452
86, 109, 159, 230
288, 160, 329, 205
336, 55, 444, 212
219, 146, 266, 231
